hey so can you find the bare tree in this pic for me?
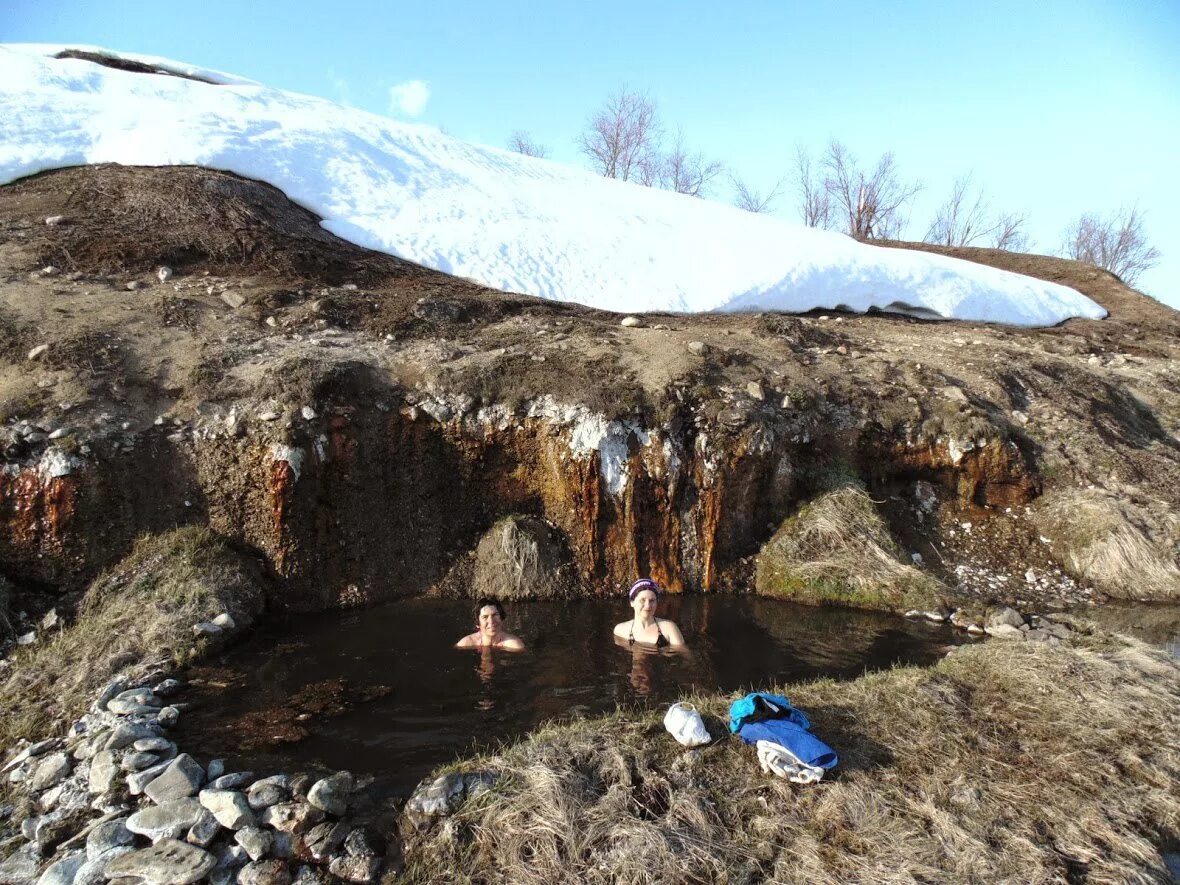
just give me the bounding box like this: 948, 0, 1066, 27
990, 212, 1029, 252
659, 130, 724, 197
1062, 207, 1160, 286
924, 175, 992, 246
794, 146, 831, 228
731, 174, 781, 213
578, 88, 659, 182
507, 130, 549, 159
821, 140, 920, 239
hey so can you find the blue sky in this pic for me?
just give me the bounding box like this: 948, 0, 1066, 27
5, 0, 1179, 308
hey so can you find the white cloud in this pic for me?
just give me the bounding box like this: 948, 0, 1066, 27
389, 80, 430, 117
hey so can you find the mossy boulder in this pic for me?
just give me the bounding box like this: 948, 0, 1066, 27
471, 515, 577, 600
754, 485, 945, 612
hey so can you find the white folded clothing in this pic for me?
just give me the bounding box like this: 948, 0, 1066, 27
756, 739, 825, 784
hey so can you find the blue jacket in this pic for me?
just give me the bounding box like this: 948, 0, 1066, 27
728, 691, 838, 771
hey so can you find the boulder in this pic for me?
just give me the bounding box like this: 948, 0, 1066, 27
470, 515, 576, 600
238, 860, 289, 885
406, 772, 495, 817
75, 846, 135, 885
126, 798, 205, 841
327, 856, 380, 884
105, 839, 215, 885
143, 755, 204, 803
86, 817, 135, 859
88, 752, 119, 795
234, 827, 273, 862
259, 803, 323, 835
199, 790, 255, 829
34, 850, 85, 885
985, 606, 1025, 630
210, 772, 255, 791
30, 753, 73, 792
302, 822, 349, 861
306, 772, 352, 817
985, 623, 1025, 640
0, 843, 42, 885
185, 809, 221, 847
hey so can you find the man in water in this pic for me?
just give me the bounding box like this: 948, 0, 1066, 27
455, 597, 525, 651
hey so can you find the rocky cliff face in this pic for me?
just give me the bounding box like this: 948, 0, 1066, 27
1, 165, 1177, 613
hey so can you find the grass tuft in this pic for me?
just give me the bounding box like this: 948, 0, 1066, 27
0, 526, 265, 752
754, 485, 946, 612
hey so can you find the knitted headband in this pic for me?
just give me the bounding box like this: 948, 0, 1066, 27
628, 578, 660, 601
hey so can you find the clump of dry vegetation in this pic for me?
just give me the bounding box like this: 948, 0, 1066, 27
0, 526, 265, 750
754, 484, 946, 612
471, 515, 578, 600
1034, 488, 1180, 601
0, 573, 13, 641
403, 635, 1180, 883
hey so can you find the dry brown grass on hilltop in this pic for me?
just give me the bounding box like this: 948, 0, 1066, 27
403, 634, 1180, 884
0, 526, 265, 752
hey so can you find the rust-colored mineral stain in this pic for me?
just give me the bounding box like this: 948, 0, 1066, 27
269, 458, 296, 570
0, 469, 77, 554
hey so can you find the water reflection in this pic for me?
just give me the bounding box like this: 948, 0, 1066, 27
179, 595, 967, 797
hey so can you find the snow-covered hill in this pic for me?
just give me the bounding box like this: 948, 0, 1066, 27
0, 44, 1106, 326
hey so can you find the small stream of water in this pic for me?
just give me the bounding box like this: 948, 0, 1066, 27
178, 596, 970, 796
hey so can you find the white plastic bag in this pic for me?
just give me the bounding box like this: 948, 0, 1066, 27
755, 739, 825, 784
663, 702, 711, 747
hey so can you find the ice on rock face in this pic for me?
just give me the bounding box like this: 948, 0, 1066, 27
0, 43, 1106, 327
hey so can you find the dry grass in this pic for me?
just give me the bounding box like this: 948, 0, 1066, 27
471, 515, 577, 600
0, 526, 265, 752
0, 573, 13, 640
402, 633, 1180, 884
1035, 489, 1180, 601
754, 485, 946, 612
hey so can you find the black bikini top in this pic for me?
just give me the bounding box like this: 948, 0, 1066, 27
629, 618, 669, 648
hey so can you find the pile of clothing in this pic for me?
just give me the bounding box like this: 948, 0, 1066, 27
728, 692, 838, 784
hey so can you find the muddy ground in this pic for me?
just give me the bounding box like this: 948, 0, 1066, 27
1, 164, 1177, 617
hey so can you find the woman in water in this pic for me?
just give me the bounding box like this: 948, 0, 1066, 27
613, 578, 686, 648
456, 597, 525, 651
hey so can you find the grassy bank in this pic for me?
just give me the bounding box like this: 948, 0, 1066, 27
402, 632, 1179, 883
0, 526, 265, 752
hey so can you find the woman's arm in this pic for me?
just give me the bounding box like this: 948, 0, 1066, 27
661, 619, 686, 647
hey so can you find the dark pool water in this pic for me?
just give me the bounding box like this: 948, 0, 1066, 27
178, 596, 967, 796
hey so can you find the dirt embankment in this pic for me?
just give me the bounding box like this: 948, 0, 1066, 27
0, 165, 1177, 617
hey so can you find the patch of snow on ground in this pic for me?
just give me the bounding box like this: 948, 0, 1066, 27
0, 44, 1107, 327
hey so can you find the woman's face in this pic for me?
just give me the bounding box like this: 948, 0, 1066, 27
478, 605, 503, 637
631, 589, 658, 619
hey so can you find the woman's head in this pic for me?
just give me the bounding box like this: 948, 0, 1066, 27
628, 578, 660, 616
475, 597, 505, 635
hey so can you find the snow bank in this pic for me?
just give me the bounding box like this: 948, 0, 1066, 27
0, 45, 1106, 326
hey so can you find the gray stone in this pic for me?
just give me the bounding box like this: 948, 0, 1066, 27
302, 822, 348, 861
132, 738, 174, 755
234, 827, 273, 862
156, 708, 180, 729
31, 753, 73, 792
619, 316, 642, 328
985, 623, 1025, 640
746, 381, 765, 401
268, 833, 293, 861
259, 803, 322, 835
126, 798, 205, 841
28, 739, 62, 758
0, 843, 41, 885
185, 808, 221, 847
107, 689, 161, 716
210, 871, 236, 885
405, 771, 493, 816
86, 818, 134, 860
106, 722, 159, 751
686, 340, 708, 356
199, 789, 255, 830
342, 829, 378, 859
305, 772, 352, 817
214, 844, 248, 870
986, 606, 1025, 630
127, 760, 171, 796
35, 850, 85, 885
206, 759, 226, 780
287, 775, 311, 800
143, 755, 204, 803
151, 679, 183, 698
237, 860, 289, 885
74, 847, 134, 885
220, 292, 246, 310
210, 772, 255, 791
327, 855, 379, 884
212, 614, 236, 630
35, 810, 89, 852
105, 839, 216, 885
122, 752, 160, 772
245, 781, 287, 811
290, 866, 329, 885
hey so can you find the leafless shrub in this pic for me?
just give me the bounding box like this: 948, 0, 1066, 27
991, 211, 1030, 251
507, 130, 549, 159
794, 146, 831, 228
821, 140, 920, 239
578, 88, 660, 182
657, 130, 724, 197
1062, 206, 1161, 286
731, 175, 781, 213
924, 175, 992, 246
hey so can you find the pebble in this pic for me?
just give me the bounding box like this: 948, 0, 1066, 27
45, 215, 66, 226
746, 381, 765, 401
157, 266, 173, 283
126, 281, 141, 291
206, 759, 227, 780
300, 406, 316, 421
212, 613, 236, 630
210, 772, 256, 791
220, 291, 245, 310
27, 344, 49, 360
619, 316, 643, 328
687, 340, 708, 355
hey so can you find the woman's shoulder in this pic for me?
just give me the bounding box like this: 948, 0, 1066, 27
613, 620, 631, 635
455, 632, 480, 648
